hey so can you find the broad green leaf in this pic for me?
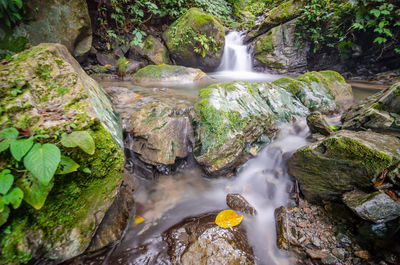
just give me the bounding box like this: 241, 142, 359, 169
10, 137, 34, 161
82, 167, 91, 174
56, 156, 80, 175
3, 187, 23, 209
0, 197, 4, 212
0, 205, 9, 226
16, 173, 53, 210
24, 143, 61, 185
0, 128, 19, 139
0, 128, 19, 152
0, 170, 14, 195
61, 131, 95, 155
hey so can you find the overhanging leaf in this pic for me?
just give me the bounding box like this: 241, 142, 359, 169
0, 128, 19, 152
3, 187, 23, 209
0, 170, 14, 195
23, 143, 61, 185
215, 209, 243, 228
16, 173, 54, 210
0, 205, 9, 226
10, 136, 34, 161
56, 156, 80, 175
61, 131, 95, 155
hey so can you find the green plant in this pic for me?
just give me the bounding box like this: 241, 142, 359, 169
296, 0, 400, 56
193, 34, 219, 57
0, 128, 95, 227
0, 0, 23, 27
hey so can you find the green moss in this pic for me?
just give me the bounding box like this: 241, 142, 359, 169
0, 220, 32, 264
255, 54, 285, 69
143, 36, 155, 52
271, 77, 302, 95
116, 56, 128, 75
323, 135, 392, 172
319, 70, 346, 83
255, 31, 274, 54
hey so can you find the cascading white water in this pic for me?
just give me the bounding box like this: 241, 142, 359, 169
210, 31, 281, 82
218, 31, 253, 72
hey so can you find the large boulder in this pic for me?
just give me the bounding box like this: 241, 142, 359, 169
4, 0, 92, 57
132, 64, 208, 86
0, 43, 124, 264
272, 71, 353, 112
245, 0, 303, 41
254, 19, 308, 73
342, 82, 400, 133
163, 8, 225, 72
104, 86, 195, 167
288, 130, 400, 203
193, 81, 309, 175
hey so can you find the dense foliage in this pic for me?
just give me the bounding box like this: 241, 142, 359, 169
296, 0, 400, 57
96, 0, 240, 48
0, 0, 23, 27
0, 128, 95, 227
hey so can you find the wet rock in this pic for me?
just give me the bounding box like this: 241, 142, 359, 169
274, 200, 357, 264
125, 60, 146, 75
245, 0, 303, 41
163, 213, 254, 265
104, 86, 195, 166
163, 8, 225, 72
354, 250, 371, 260
131, 35, 171, 65
13, 0, 92, 57
272, 71, 353, 114
88, 171, 136, 251
0, 43, 124, 264
342, 82, 400, 133
254, 19, 308, 73
288, 130, 400, 202
306, 111, 333, 136
226, 193, 257, 215
132, 64, 208, 86
343, 190, 400, 223
194, 81, 308, 175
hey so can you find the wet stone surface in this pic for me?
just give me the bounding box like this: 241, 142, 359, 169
226, 193, 257, 216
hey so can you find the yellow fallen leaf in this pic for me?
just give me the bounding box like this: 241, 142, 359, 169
104, 64, 112, 68
106, 43, 111, 50
135, 94, 140, 98
134, 215, 144, 225
215, 209, 243, 228
125, 61, 130, 65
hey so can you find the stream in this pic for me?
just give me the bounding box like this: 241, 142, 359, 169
80, 32, 383, 265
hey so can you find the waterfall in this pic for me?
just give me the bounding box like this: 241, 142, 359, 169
217, 31, 253, 72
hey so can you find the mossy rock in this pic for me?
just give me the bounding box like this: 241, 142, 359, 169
13, 0, 92, 57
288, 130, 400, 203
342, 82, 400, 133
163, 8, 225, 72
245, 0, 303, 41
253, 19, 308, 72
272, 71, 353, 114
133, 35, 171, 65
0, 43, 124, 264
193, 81, 308, 175
132, 64, 207, 86
0, 26, 30, 59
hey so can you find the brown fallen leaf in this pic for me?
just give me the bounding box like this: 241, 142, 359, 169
373, 178, 385, 188
385, 190, 398, 201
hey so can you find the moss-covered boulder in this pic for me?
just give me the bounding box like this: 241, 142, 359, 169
193, 81, 308, 175
342, 82, 400, 133
306, 111, 333, 136
288, 130, 400, 203
163, 8, 225, 71
9, 0, 92, 57
254, 19, 308, 72
132, 64, 207, 86
132, 35, 171, 65
0, 43, 124, 263
245, 0, 303, 41
272, 71, 353, 113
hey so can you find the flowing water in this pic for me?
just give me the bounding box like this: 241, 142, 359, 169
84, 32, 382, 265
